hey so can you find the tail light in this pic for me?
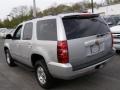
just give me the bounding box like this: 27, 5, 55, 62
57, 40, 69, 64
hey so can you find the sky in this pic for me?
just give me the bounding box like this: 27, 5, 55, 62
0, 0, 103, 20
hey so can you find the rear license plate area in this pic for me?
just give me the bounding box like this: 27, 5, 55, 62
87, 43, 105, 56
91, 45, 100, 54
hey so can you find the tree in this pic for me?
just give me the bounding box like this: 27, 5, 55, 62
3, 18, 11, 28
9, 6, 30, 18
0, 20, 4, 28
106, 0, 120, 5
113, 0, 120, 3
1, 1, 103, 28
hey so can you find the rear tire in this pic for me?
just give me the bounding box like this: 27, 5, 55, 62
35, 60, 54, 89
116, 50, 120, 54
5, 49, 16, 67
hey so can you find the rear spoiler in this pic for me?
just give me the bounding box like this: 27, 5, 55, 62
63, 14, 99, 19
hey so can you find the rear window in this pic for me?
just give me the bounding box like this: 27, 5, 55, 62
63, 16, 110, 40
37, 19, 57, 41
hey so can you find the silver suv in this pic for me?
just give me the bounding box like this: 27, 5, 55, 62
4, 13, 114, 88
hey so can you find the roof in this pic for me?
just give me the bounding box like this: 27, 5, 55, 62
23, 12, 97, 23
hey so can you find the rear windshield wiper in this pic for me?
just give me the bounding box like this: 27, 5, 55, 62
90, 18, 107, 25
97, 33, 108, 37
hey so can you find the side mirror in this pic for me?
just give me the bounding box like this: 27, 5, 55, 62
6, 34, 12, 39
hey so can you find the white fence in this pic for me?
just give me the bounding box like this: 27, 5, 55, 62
88, 4, 120, 16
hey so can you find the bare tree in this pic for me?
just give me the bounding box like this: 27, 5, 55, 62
9, 6, 30, 18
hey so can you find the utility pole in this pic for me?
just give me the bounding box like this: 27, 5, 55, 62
91, 0, 94, 13
33, 0, 37, 18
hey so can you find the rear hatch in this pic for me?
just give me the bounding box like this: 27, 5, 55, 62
62, 14, 113, 71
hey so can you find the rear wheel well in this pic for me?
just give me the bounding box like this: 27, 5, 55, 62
31, 54, 46, 67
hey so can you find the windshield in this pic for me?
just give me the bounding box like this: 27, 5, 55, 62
63, 16, 110, 40
104, 16, 120, 27
104, 17, 114, 24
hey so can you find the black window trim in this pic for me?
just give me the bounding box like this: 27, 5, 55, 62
13, 25, 23, 40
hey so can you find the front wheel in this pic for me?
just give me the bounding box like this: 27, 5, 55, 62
35, 61, 54, 89
5, 49, 16, 67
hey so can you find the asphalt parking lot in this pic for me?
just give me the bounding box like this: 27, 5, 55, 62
0, 39, 120, 90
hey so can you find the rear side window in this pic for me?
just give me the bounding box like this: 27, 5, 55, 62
63, 16, 110, 40
37, 19, 57, 41
23, 22, 33, 40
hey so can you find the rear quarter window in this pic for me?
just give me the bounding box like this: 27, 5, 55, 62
37, 19, 57, 41
63, 16, 110, 40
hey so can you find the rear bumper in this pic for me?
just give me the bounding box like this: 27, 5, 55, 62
48, 51, 114, 80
